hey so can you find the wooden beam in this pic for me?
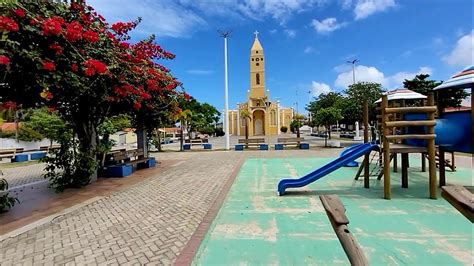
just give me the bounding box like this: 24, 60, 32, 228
363, 100, 369, 189
427, 93, 437, 199
438, 147, 446, 187
385, 106, 437, 114
320, 195, 369, 266
401, 153, 408, 188
382, 95, 391, 199
385, 120, 436, 128
385, 134, 436, 140
441, 186, 474, 222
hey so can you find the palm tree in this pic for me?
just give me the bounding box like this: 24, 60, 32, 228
176, 110, 193, 151
240, 110, 251, 140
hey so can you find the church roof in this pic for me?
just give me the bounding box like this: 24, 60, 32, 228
251, 36, 263, 51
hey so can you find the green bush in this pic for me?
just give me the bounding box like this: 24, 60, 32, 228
280, 126, 288, 133
290, 120, 302, 134
0, 126, 44, 142
0, 178, 19, 212
199, 126, 215, 135
215, 128, 225, 137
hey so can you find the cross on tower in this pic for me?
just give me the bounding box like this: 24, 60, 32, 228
254, 30, 259, 38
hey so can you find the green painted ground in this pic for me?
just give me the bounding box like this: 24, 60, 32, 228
193, 155, 473, 265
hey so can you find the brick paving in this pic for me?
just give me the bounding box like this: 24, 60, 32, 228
1, 163, 47, 188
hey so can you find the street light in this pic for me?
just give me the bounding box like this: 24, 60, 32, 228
218, 30, 231, 150
347, 59, 359, 85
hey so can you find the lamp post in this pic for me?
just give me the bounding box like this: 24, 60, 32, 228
347, 59, 359, 85
219, 30, 231, 150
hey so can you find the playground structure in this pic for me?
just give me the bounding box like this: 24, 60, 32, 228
277, 66, 472, 201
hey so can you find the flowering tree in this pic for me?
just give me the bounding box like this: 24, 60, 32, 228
0, 2, 181, 187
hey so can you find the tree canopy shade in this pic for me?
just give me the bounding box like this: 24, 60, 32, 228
403, 74, 469, 109
307, 92, 343, 115
314, 107, 343, 142
0, 1, 183, 188
345, 82, 384, 122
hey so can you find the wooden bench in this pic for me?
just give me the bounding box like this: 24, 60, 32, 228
183, 139, 211, 150
0, 148, 25, 162
275, 137, 309, 150
106, 148, 155, 177
39, 145, 61, 152
235, 138, 268, 150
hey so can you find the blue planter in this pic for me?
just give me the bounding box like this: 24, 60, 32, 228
259, 144, 269, 150
183, 144, 191, 150
203, 143, 212, 149
235, 144, 244, 151
12, 154, 28, 162
138, 157, 156, 169
275, 144, 284, 150
299, 143, 310, 149
30, 152, 47, 160
107, 164, 132, 177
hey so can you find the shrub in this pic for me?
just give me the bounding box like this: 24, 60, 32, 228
280, 126, 288, 133
0, 126, 43, 142
199, 126, 215, 136
215, 128, 225, 137
0, 178, 19, 212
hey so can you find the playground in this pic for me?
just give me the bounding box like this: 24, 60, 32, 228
192, 155, 472, 265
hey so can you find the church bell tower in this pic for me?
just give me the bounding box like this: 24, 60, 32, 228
249, 30, 266, 99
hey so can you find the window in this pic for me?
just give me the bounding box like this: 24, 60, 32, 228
270, 110, 276, 125
256, 51, 259, 54
261, 58, 263, 61
252, 58, 254, 61
256, 63, 259, 66
256, 73, 260, 85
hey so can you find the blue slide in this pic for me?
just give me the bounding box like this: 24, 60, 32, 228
277, 142, 379, 196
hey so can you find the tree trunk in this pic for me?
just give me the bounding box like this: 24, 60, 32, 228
180, 123, 184, 151
245, 120, 248, 140
156, 129, 162, 152
75, 120, 99, 184
14, 110, 19, 142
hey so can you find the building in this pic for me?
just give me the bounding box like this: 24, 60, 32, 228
228, 31, 293, 137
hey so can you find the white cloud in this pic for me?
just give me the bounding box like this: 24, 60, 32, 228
334, 65, 433, 89
186, 69, 214, 75
354, 0, 397, 20
311, 17, 347, 34
269, 29, 277, 34
284, 29, 296, 38
443, 30, 474, 67
304, 46, 315, 53
340, 0, 353, 9
311, 81, 332, 97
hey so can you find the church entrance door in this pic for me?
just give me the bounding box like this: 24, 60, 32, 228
253, 110, 265, 135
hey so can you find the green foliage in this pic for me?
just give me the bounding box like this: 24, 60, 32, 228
403, 74, 469, 108
0, 178, 19, 212
97, 114, 131, 136
307, 92, 343, 115
215, 128, 225, 137
280, 126, 288, 133
314, 107, 343, 128
199, 126, 215, 135
178, 97, 220, 133
24, 108, 65, 142
42, 127, 96, 192
290, 120, 302, 133
0, 125, 43, 141
345, 82, 384, 122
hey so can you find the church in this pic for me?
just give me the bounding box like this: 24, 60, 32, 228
228, 32, 293, 137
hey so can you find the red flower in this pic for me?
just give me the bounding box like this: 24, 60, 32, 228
83, 59, 107, 76
43, 61, 56, 71
71, 63, 78, 72
47, 107, 56, 112
146, 104, 153, 109
83, 30, 99, 43
46, 91, 53, 100
42, 17, 63, 36
0, 16, 19, 32
140, 92, 152, 100
65, 21, 83, 42
133, 101, 141, 110
183, 93, 191, 100
14, 9, 26, 18
2, 101, 16, 110
0, 55, 10, 65
70, 3, 84, 11
111, 21, 136, 35
49, 44, 63, 55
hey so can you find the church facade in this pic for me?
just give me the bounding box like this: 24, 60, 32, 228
228, 32, 293, 137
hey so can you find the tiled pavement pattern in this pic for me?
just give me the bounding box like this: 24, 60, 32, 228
0, 151, 246, 265
1, 163, 47, 188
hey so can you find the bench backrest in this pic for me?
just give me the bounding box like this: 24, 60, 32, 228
238, 138, 265, 144
277, 137, 304, 143
0, 148, 17, 155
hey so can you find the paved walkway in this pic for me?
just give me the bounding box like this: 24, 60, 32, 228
1, 163, 46, 188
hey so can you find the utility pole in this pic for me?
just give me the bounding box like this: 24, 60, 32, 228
218, 30, 231, 150
347, 59, 359, 85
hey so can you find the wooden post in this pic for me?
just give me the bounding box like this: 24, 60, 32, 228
363, 100, 370, 188
320, 195, 369, 266
439, 147, 446, 187
427, 93, 437, 199
401, 153, 408, 188
451, 152, 456, 171
393, 154, 398, 173
382, 95, 391, 199
421, 153, 426, 172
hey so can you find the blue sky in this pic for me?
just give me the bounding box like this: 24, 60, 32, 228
89, 0, 473, 114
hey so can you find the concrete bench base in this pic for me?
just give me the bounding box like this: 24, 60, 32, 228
259, 144, 269, 150
12, 154, 28, 163
30, 152, 47, 160
138, 157, 156, 169
107, 164, 133, 177
274, 144, 284, 150
299, 143, 310, 149
235, 144, 244, 151
183, 144, 191, 150
203, 143, 212, 149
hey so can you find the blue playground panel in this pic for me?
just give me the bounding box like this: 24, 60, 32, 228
274, 144, 284, 150
183, 144, 191, 150
12, 154, 28, 162
259, 144, 268, 150
30, 152, 47, 160
203, 143, 212, 149
138, 157, 156, 169
107, 164, 132, 177
235, 144, 244, 151
299, 143, 310, 149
